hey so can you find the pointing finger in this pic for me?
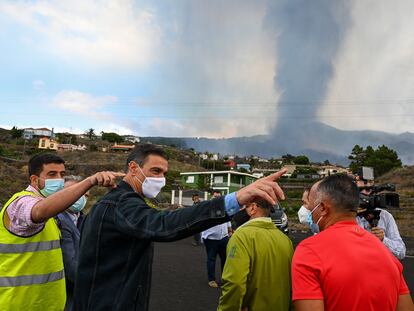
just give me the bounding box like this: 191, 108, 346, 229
112, 172, 126, 177
263, 168, 288, 181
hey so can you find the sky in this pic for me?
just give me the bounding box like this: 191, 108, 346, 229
0, 0, 414, 138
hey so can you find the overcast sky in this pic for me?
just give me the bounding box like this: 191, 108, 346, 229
1, 0, 413, 137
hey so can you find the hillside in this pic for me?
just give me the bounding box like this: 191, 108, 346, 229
142, 121, 414, 165
1, 135, 413, 237
376, 167, 414, 237
0, 146, 204, 209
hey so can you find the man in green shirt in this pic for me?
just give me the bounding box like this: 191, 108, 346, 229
218, 199, 293, 311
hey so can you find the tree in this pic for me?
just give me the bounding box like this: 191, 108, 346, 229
85, 128, 96, 140
293, 155, 310, 165
281, 154, 295, 164
348, 145, 365, 173
101, 132, 124, 143
348, 145, 402, 177
10, 126, 23, 139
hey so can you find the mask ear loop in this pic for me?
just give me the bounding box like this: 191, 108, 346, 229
130, 161, 145, 185
314, 202, 324, 227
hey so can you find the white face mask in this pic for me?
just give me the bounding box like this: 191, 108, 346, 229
298, 205, 310, 224
136, 166, 166, 199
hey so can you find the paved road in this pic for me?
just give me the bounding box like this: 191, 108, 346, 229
150, 233, 414, 311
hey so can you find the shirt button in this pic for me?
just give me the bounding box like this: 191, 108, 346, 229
216, 210, 222, 216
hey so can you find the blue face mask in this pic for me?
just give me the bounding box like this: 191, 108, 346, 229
307, 203, 322, 234
39, 179, 64, 197
69, 195, 87, 213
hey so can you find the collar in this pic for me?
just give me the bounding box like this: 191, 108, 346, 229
26, 185, 42, 197
327, 219, 358, 229
239, 217, 273, 229
248, 217, 272, 223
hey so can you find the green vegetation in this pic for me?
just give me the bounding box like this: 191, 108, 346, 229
85, 128, 96, 140
56, 133, 78, 145
293, 155, 310, 165
10, 126, 23, 139
349, 144, 402, 177
101, 132, 124, 143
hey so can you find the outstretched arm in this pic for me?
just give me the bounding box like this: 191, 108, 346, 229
32, 171, 125, 223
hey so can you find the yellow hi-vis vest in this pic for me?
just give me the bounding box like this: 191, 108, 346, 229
0, 190, 66, 311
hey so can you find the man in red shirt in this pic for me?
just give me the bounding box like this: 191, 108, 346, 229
292, 174, 413, 311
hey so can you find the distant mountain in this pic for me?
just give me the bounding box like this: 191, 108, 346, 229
142, 122, 414, 165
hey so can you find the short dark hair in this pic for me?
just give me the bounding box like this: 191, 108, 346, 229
250, 199, 272, 216
192, 193, 199, 197
126, 144, 169, 169
316, 174, 359, 212
28, 153, 65, 177
212, 190, 221, 195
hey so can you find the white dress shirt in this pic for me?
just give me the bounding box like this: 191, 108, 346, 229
356, 208, 406, 259
201, 222, 231, 240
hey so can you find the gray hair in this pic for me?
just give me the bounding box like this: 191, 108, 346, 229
315, 174, 359, 213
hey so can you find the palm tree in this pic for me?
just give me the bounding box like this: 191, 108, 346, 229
85, 128, 96, 140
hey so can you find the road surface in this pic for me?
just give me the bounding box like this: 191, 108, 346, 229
150, 233, 414, 311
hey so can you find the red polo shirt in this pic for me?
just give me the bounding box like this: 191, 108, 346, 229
292, 220, 409, 311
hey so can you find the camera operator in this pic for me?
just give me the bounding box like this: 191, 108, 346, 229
355, 179, 406, 259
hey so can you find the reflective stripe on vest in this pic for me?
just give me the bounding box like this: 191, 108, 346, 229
0, 190, 66, 310
0, 240, 60, 253
0, 269, 64, 287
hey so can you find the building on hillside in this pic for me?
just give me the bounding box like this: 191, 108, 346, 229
223, 160, 236, 169
236, 163, 251, 172
198, 153, 219, 161
123, 135, 140, 143
251, 168, 279, 175
110, 143, 135, 152
57, 144, 87, 152
252, 172, 264, 178
210, 154, 219, 161
180, 170, 258, 195
317, 165, 349, 178
296, 172, 321, 179
38, 137, 58, 150
199, 153, 209, 160
23, 128, 55, 140
281, 165, 297, 178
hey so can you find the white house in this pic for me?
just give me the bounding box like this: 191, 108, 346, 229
23, 127, 54, 140
317, 165, 349, 178
57, 144, 87, 151
123, 135, 140, 143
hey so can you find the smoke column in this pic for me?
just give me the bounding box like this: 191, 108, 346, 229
265, 0, 350, 136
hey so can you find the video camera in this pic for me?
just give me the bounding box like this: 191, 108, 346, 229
359, 184, 400, 210
356, 167, 399, 227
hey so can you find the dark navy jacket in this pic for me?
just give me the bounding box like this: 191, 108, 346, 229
73, 181, 229, 311
56, 211, 84, 311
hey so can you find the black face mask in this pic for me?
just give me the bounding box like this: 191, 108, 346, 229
232, 209, 250, 230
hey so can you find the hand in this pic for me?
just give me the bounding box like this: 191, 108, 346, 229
88, 171, 126, 188
371, 227, 385, 241
236, 169, 287, 206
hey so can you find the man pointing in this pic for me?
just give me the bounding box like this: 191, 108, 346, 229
74, 144, 287, 311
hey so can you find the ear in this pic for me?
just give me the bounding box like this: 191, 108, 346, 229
319, 201, 330, 217
128, 161, 139, 174
249, 204, 258, 216
30, 175, 39, 187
